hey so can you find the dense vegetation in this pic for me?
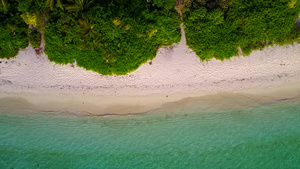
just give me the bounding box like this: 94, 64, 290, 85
184, 0, 300, 60
0, 0, 181, 75
0, 0, 28, 58
44, 0, 181, 75
1, 0, 300, 74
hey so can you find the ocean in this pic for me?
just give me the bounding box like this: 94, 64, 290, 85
0, 96, 300, 168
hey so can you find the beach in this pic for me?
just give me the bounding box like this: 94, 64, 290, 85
2, 1, 300, 168
0, 28, 300, 115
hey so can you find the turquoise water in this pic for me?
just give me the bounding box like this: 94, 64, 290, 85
1, 98, 300, 168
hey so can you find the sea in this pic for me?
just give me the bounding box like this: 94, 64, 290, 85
0, 95, 300, 168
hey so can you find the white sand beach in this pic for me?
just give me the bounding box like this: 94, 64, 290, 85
0, 28, 300, 115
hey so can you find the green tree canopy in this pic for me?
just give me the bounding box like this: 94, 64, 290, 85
184, 0, 300, 60
0, 0, 28, 58
44, 0, 181, 75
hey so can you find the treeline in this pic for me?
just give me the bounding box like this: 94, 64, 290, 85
0, 0, 28, 58
44, 0, 181, 75
1, 0, 300, 75
184, 0, 300, 60
0, 0, 181, 75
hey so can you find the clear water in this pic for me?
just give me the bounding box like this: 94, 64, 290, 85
0, 98, 300, 168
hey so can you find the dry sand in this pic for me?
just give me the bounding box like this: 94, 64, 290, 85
0, 27, 300, 115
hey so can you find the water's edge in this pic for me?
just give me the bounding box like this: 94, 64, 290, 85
1, 97, 300, 168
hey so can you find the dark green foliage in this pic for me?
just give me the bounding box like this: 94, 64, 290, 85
28, 30, 41, 48
18, 0, 47, 13
45, 0, 64, 11
0, 0, 9, 13
63, 0, 95, 13
184, 0, 300, 60
18, 0, 46, 52
152, 0, 176, 10
44, 0, 181, 75
0, 1, 28, 59
1, 0, 300, 74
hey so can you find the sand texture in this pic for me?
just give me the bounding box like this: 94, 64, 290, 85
0, 28, 300, 115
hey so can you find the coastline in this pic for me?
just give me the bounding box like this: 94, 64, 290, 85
1, 28, 300, 115
0, 82, 299, 116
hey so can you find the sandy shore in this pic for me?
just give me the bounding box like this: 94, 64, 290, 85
0, 28, 300, 115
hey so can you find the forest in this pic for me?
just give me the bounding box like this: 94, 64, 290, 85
183, 0, 300, 60
0, 0, 300, 74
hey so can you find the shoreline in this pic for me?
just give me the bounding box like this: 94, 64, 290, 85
0, 82, 299, 116
1, 27, 300, 116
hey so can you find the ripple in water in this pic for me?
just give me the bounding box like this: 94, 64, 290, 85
0, 98, 300, 168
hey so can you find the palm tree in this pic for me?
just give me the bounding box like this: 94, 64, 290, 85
64, 0, 94, 13
78, 18, 96, 34
6, 23, 17, 32
0, 0, 8, 12
77, 18, 102, 50
46, 0, 64, 11
66, 0, 102, 51
6, 23, 17, 35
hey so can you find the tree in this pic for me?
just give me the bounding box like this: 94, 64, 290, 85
44, 0, 181, 75
184, 0, 300, 60
0, 0, 8, 12
45, 0, 63, 11
64, 0, 95, 13
0, 12, 28, 58
18, 0, 47, 13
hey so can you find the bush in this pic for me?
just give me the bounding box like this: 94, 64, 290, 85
2, 0, 300, 75
28, 30, 41, 48
44, 0, 181, 75
0, 2, 28, 59
184, 0, 300, 60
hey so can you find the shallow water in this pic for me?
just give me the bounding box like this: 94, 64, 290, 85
0, 98, 300, 168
